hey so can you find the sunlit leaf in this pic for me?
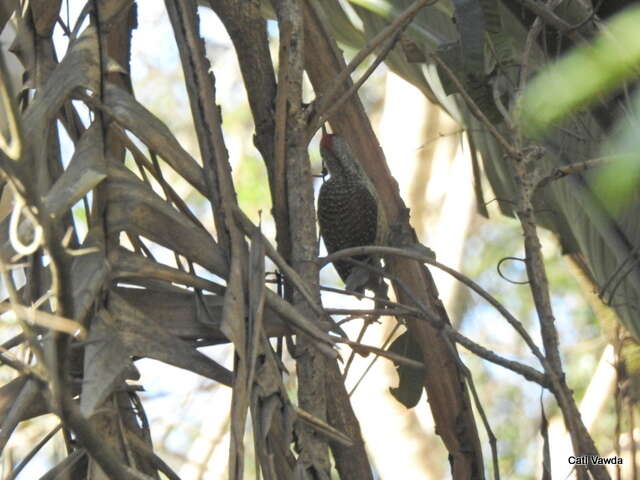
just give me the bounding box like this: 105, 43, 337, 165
520, 6, 640, 136
593, 90, 640, 213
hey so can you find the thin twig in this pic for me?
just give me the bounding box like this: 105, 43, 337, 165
631, 399, 638, 480
442, 336, 500, 480
326, 307, 415, 317
308, 1, 426, 138
126, 432, 182, 480
5, 424, 63, 480
294, 406, 354, 447
320, 284, 411, 311
614, 326, 623, 480
0, 303, 86, 338
335, 336, 424, 370
348, 321, 403, 396
342, 318, 372, 380
535, 155, 621, 190
432, 55, 518, 157
0, 260, 47, 369
234, 206, 345, 337
450, 330, 549, 387
337, 256, 550, 387
320, 245, 547, 365
309, 0, 434, 132
0, 379, 43, 454
1, 333, 25, 350
513, 0, 586, 38
0, 347, 40, 378
601, 246, 640, 307
512, 144, 609, 478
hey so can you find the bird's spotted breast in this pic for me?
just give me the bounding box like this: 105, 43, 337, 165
318, 177, 378, 282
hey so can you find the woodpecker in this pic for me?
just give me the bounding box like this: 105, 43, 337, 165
317, 130, 386, 293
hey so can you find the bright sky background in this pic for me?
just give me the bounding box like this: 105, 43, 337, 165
1, 1, 611, 478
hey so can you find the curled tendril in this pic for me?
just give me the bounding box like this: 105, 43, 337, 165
496, 256, 530, 285
9, 196, 43, 257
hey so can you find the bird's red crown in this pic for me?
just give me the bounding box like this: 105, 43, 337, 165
320, 130, 335, 150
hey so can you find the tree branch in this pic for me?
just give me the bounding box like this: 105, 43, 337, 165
302, 2, 485, 476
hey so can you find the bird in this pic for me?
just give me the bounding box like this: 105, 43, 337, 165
317, 129, 386, 293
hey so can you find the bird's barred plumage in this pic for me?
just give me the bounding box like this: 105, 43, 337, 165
318, 168, 379, 283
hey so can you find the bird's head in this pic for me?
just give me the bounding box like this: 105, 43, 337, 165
320, 129, 359, 178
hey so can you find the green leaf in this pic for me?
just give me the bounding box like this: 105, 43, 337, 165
349, 0, 395, 17
519, 6, 640, 136
452, 0, 485, 75
487, 30, 514, 65
479, 0, 501, 34
593, 90, 640, 214
436, 42, 464, 95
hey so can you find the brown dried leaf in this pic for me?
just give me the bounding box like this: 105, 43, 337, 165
109, 247, 224, 294
30, 0, 61, 36
388, 331, 423, 409
93, 0, 134, 28
259, 395, 282, 441
0, 376, 46, 425
0, 379, 41, 453
70, 229, 108, 322
253, 345, 283, 400
220, 255, 248, 480
108, 291, 233, 386
106, 161, 227, 277
113, 286, 226, 341
80, 311, 135, 417
247, 227, 266, 389
263, 291, 337, 358
112, 286, 289, 343
294, 406, 352, 447
23, 27, 100, 149
100, 84, 208, 194
220, 280, 246, 355
38, 449, 87, 480
43, 124, 107, 219
0, 0, 18, 32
